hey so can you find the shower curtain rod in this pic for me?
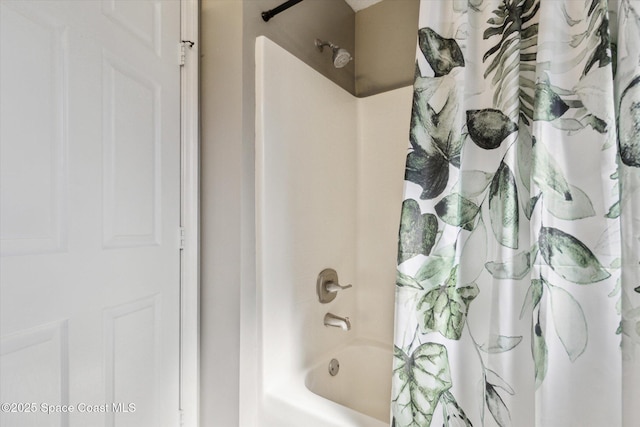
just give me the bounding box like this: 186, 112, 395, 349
262, 0, 304, 22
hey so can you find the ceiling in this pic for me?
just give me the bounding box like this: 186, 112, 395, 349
344, 0, 384, 12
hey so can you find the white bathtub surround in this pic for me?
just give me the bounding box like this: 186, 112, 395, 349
356, 89, 412, 344
255, 36, 412, 426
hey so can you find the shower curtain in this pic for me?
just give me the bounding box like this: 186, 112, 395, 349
392, 1, 640, 426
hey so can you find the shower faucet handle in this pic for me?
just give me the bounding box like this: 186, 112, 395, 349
317, 268, 352, 304
325, 281, 352, 293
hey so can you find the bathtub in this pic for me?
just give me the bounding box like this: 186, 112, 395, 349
261, 341, 393, 427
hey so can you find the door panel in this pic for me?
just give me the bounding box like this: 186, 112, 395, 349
0, 1, 181, 426
0, 3, 68, 256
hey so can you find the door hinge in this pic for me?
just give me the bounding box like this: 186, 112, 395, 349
179, 227, 186, 250
180, 40, 195, 66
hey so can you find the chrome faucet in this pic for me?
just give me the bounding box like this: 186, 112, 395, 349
324, 313, 351, 331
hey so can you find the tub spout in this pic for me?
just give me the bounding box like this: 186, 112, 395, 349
324, 313, 351, 331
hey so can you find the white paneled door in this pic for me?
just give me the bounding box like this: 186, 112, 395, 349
0, 1, 181, 426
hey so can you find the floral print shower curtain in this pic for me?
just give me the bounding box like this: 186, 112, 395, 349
392, 1, 640, 426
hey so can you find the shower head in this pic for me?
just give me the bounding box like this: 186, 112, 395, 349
332, 48, 352, 68
315, 39, 353, 68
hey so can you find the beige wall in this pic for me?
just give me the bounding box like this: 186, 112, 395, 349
200, 2, 244, 426
243, 0, 356, 94
355, 0, 419, 96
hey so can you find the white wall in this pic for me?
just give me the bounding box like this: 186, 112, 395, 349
256, 36, 413, 398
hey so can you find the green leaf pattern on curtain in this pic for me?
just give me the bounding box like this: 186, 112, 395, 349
393, 0, 640, 425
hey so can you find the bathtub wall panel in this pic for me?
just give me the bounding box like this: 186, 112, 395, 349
256, 36, 358, 392
356, 87, 413, 345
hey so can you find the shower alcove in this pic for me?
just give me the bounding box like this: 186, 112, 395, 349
255, 36, 412, 426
